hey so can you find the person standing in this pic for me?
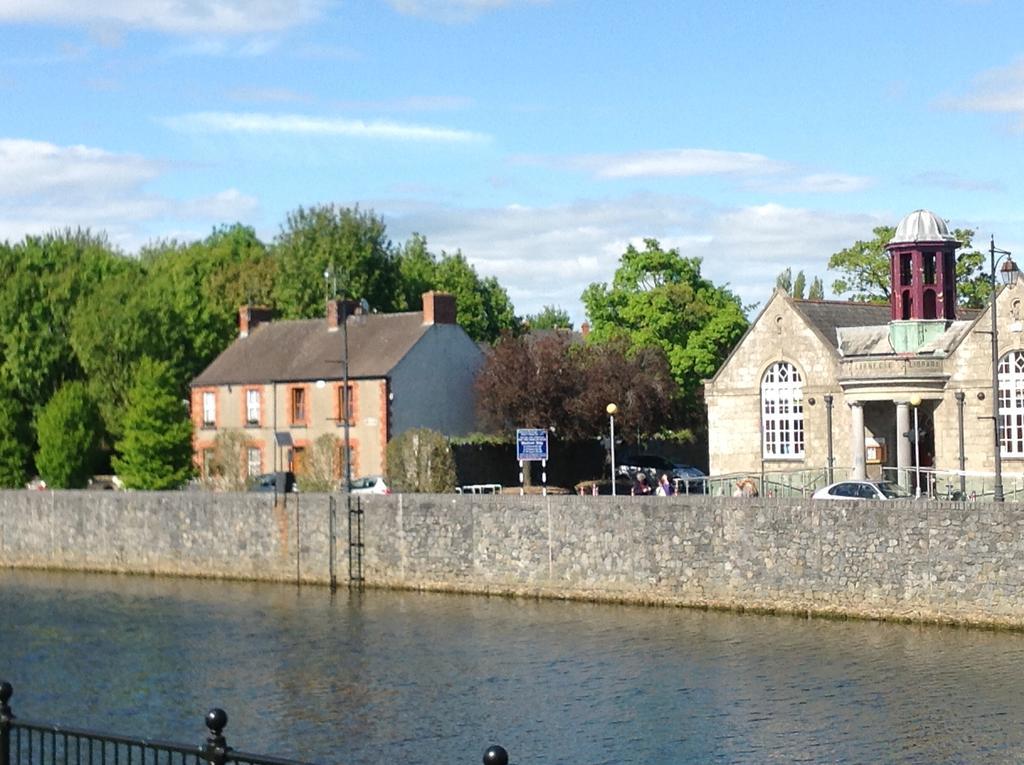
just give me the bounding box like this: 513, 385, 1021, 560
656, 474, 674, 496
633, 472, 653, 495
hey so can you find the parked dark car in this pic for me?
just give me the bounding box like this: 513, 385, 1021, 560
618, 455, 707, 493
248, 472, 298, 493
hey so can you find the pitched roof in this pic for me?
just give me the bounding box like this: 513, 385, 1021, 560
192, 311, 431, 386
790, 299, 892, 347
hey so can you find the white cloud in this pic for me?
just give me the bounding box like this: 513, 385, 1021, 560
385, 0, 547, 23
0, 0, 324, 34
544, 149, 870, 194
379, 195, 884, 326
0, 139, 160, 198
942, 57, 1024, 113
574, 149, 786, 179
0, 137, 260, 250
163, 111, 489, 143
754, 173, 874, 194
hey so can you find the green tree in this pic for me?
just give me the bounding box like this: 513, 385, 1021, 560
776, 267, 792, 294
808, 276, 825, 300
396, 233, 438, 310
828, 226, 895, 302
526, 305, 573, 330
34, 381, 102, 488
272, 205, 401, 319
0, 230, 129, 412
394, 235, 520, 342
70, 269, 191, 439
829, 225, 988, 307
433, 251, 520, 342
792, 270, 807, 300
142, 224, 274, 379
112, 358, 194, 490
0, 391, 31, 487
385, 428, 456, 492
580, 238, 748, 415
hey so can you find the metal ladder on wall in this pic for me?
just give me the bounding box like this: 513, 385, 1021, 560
347, 495, 364, 587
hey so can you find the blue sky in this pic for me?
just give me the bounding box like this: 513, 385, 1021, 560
2, 0, 1024, 326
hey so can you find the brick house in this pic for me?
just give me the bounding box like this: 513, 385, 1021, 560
190, 291, 483, 483
706, 209, 1024, 495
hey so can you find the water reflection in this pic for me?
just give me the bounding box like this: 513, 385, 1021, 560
1, 570, 1023, 764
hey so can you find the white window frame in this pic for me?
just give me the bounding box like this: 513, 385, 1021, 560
998, 350, 1024, 456
246, 389, 261, 425
246, 447, 262, 477
761, 361, 805, 458
202, 391, 216, 428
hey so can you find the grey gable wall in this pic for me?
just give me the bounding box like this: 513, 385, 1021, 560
389, 323, 483, 437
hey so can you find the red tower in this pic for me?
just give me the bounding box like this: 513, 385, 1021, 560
886, 210, 960, 322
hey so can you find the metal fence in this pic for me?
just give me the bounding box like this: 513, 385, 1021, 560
0, 683, 510, 765
706, 465, 1024, 502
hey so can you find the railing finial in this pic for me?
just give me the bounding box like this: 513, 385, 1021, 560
202, 709, 230, 765
483, 744, 508, 765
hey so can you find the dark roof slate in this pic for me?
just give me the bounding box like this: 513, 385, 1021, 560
790, 300, 891, 346
192, 311, 429, 386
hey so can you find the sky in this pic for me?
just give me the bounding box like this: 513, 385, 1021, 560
3, 0, 1024, 327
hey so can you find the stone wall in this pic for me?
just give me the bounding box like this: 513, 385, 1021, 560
2, 490, 1023, 628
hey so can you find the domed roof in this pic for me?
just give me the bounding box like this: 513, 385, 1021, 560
889, 209, 957, 246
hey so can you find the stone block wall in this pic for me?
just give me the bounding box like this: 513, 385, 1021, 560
3, 491, 1024, 628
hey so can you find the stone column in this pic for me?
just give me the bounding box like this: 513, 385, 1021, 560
850, 401, 866, 480
895, 401, 911, 490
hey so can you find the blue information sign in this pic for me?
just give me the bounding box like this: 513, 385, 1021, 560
516, 428, 549, 461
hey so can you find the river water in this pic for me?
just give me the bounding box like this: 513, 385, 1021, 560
1, 570, 1023, 764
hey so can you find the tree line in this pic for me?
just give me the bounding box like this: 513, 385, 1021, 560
0, 205, 529, 489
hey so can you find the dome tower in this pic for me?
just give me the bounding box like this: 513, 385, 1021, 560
886, 209, 959, 323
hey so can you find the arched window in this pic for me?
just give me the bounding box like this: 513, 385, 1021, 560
998, 351, 1024, 456
761, 361, 805, 458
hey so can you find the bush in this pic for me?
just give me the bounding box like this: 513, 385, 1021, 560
35, 381, 102, 488
113, 358, 194, 489
386, 428, 456, 493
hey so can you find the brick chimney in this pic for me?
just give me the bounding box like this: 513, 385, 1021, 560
327, 298, 361, 331
239, 306, 274, 337
422, 291, 456, 325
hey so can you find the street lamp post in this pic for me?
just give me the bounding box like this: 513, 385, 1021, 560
989, 236, 1020, 503
326, 269, 365, 495
607, 403, 618, 496
909, 395, 922, 498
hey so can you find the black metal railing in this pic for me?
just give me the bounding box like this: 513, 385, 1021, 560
0, 683, 511, 765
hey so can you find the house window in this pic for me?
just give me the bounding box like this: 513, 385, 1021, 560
338, 384, 354, 424
291, 387, 306, 424
761, 361, 804, 458
202, 392, 216, 428
246, 389, 261, 426
247, 447, 262, 477
998, 351, 1024, 456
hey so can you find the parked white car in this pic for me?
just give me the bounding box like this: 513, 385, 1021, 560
350, 476, 391, 495
811, 480, 911, 500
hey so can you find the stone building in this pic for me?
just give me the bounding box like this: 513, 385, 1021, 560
706, 209, 1023, 495
190, 291, 483, 483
